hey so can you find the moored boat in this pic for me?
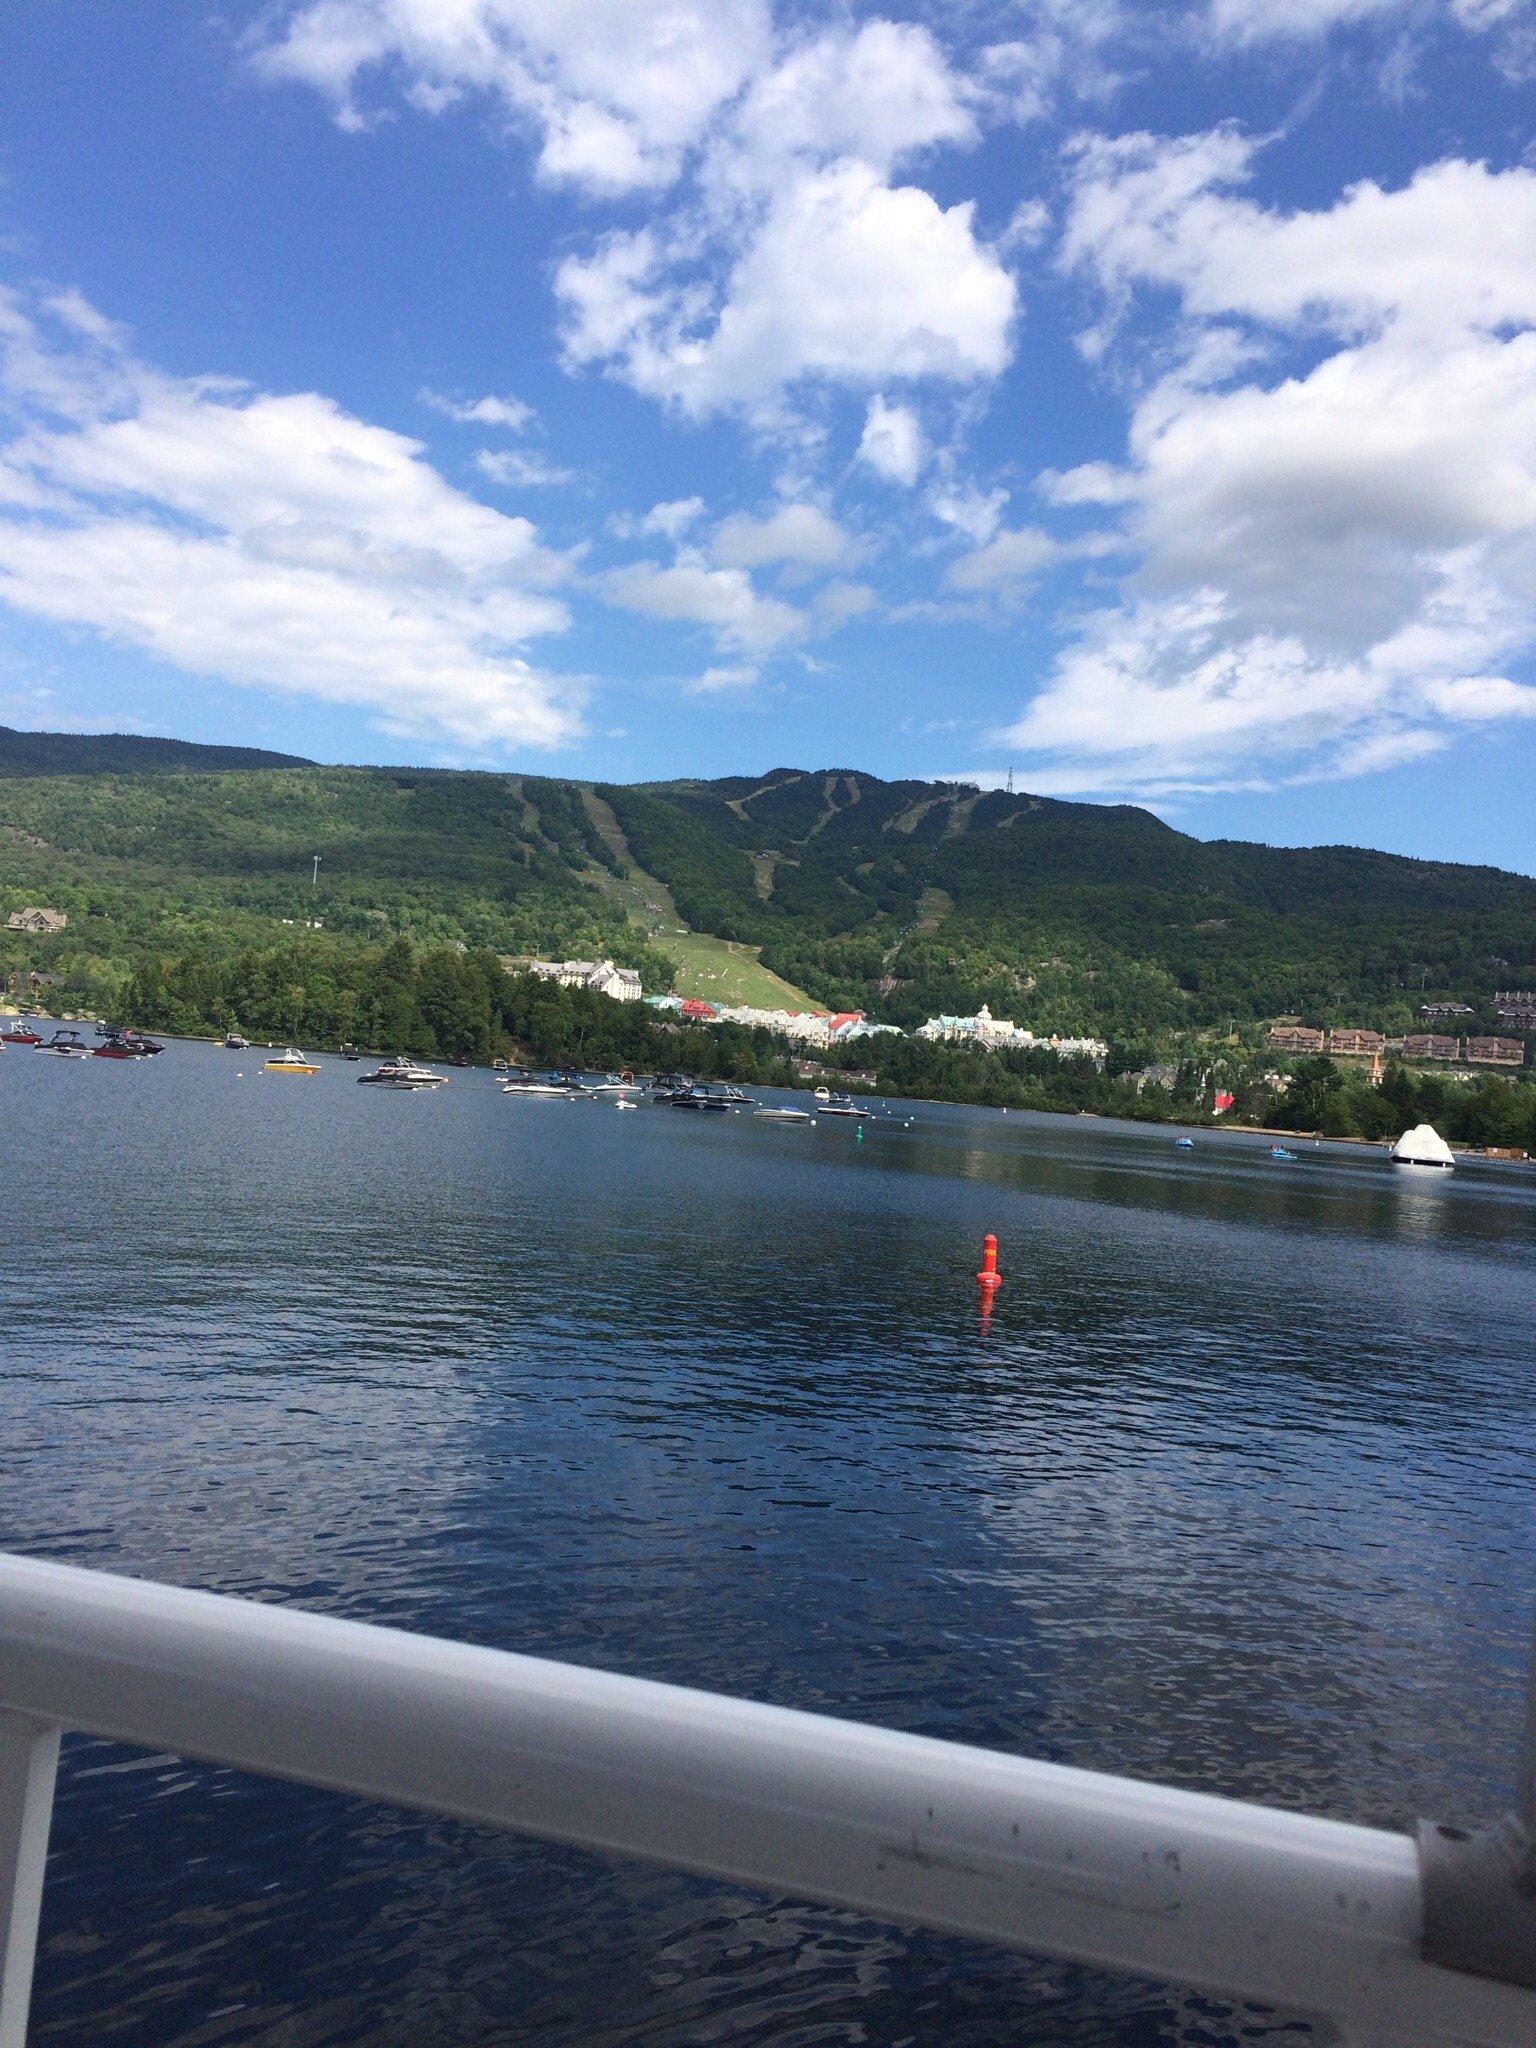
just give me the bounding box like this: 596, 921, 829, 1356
223, 1032, 249, 1050
755, 1106, 814, 1122
264, 1047, 320, 1075
35, 1029, 91, 1058
1392, 1122, 1454, 1170
0, 1023, 42, 1047
501, 1068, 589, 1097
358, 1055, 446, 1090
817, 1092, 870, 1119
665, 1084, 730, 1111
93, 1028, 163, 1059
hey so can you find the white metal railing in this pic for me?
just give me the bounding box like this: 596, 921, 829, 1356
0, 1552, 1532, 2047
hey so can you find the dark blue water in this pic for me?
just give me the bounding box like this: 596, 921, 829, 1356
2, 1037, 1533, 2046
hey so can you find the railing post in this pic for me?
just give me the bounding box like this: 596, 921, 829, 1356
0, 1713, 59, 2048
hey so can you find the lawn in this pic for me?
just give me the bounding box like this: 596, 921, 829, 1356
657, 929, 818, 1010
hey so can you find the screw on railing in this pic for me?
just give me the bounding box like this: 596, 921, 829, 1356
0, 1712, 60, 2048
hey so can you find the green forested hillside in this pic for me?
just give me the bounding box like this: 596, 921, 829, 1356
0, 725, 311, 776
2, 750, 1533, 1039
600, 770, 1536, 1036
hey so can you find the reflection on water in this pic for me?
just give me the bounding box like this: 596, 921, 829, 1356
1, 1044, 1533, 2046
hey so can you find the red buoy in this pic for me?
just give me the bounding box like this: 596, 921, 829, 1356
976, 1233, 1001, 1292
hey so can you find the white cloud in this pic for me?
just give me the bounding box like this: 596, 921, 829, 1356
1038, 460, 1135, 506
690, 661, 759, 692
731, 20, 976, 175
712, 501, 860, 570
1203, 0, 1406, 40
638, 495, 704, 539
252, 0, 772, 193
560, 159, 1015, 422
422, 388, 533, 430
602, 556, 806, 653
259, 8, 1016, 441
1001, 133, 1536, 791
945, 526, 1059, 594
0, 287, 581, 749
857, 395, 924, 486
1064, 133, 1536, 339
928, 481, 1009, 544
1202, 0, 1535, 48
814, 580, 876, 627
476, 447, 575, 488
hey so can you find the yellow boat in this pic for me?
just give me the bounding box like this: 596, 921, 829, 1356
264, 1046, 320, 1075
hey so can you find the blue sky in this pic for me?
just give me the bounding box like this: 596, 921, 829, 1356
2, 2, 1536, 870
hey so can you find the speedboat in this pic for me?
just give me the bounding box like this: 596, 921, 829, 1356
358, 1055, 446, 1090
35, 1029, 91, 1058
94, 1029, 163, 1059
264, 1047, 320, 1075
1269, 1145, 1297, 1161
223, 1032, 249, 1050
0, 1023, 42, 1046
587, 1070, 643, 1094
1175, 1135, 1195, 1150
817, 1092, 870, 1119
755, 1106, 814, 1122
501, 1069, 589, 1097
666, 1084, 730, 1111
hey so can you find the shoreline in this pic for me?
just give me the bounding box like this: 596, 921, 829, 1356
6, 1012, 1529, 1161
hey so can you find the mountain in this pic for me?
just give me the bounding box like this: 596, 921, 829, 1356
1, 747, 1532, 1040
0, 725, 312, 776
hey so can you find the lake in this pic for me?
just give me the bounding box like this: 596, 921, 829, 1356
2, 1035, 1533, 2047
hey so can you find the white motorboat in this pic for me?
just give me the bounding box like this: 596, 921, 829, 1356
264, 1047, 319, 1075
1392, 1122, 1454, 1169
34, 1029, 91, 1059
755, 1107, 814, 1122
817, 1092, 870, 1119
358, 1055, 446, 1090
501, 1069, 589, 1097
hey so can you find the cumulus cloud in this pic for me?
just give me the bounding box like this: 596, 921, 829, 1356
927, 481, 1009, 545
257, 10, 1018, 438
251, 0, 771, 193
814, 580, 877, 627
0, 287, 581, 749
633, 496, 705, 539
602, 556, 806, 654
1001, 132, 1536, 792
422, 388, 533, 429
712, 501, 860, 570
689, 661, 759, 692
730, 20, 977, 173
475, 447, 575, 488
945, 526, 1059, 595
560, 159, 1014, 422
857, 395, 924, 486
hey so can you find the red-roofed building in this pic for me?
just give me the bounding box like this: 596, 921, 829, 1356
679, 998, 718, 1021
